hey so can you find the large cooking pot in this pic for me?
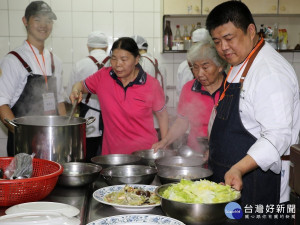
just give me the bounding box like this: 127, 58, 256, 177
5, 116, 95, 164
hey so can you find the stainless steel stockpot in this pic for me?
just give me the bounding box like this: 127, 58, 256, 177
6, 116, 95, 164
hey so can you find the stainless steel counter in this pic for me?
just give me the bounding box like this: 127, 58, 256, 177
0, 176, 237, 225
0, 176, 164, 225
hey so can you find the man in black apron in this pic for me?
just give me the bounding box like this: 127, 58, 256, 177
0, 1, 66, 156
206, 2, 300, 225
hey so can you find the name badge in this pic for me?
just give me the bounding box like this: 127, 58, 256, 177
42, 92, 56, 113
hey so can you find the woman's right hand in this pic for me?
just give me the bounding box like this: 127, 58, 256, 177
69, 82, 83, 104
151, 138, 168, 153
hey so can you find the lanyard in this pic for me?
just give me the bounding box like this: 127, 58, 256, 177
217, 38, 264, 106
26, 40, 48, 90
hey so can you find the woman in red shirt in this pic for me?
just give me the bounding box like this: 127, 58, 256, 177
152, 40, 227, 159
70, 37, 168, 155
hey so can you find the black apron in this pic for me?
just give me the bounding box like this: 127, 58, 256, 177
7, 51, 58, 156
208, 41, 281, 224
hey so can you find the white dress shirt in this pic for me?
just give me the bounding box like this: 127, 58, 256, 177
227, 42, 300, 202
139, 52, 167, 129
0, 41, 65, 107
176, 60, 194, 105
66, 49, 109, 138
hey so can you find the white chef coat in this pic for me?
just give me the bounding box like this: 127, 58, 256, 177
176, 60, 194, 105
227, 42, 300, 203
140, 52, 167, 94
0, 41, 65, 108
66, 49, 109, 138
139, 52, 167, 129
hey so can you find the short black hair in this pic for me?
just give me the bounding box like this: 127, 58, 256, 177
206, 1, 256, 34
110, 37, 140, 58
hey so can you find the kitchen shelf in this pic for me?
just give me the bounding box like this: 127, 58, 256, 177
162, 13, 300, 53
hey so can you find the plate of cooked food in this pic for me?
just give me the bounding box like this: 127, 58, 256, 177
92, 184, 161, 212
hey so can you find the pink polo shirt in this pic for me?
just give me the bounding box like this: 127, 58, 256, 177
177, 79, 221, 153
84, 66, 166, 155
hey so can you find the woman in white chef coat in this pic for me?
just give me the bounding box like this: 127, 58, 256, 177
206, 2, 300, 225
0, 1, 66, 156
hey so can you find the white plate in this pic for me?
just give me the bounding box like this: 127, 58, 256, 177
93, 185, 160, 212
0, 212, 80, 225
87, 214, 185, 225
5, 202, 80, 218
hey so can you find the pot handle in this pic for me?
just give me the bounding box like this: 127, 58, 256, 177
103, 175, 112, 181
86, 116, 96, 125
4, 118, 18, 127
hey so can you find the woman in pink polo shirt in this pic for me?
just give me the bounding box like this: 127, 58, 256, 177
70, 37, 168, 155
152, 40, 227, 159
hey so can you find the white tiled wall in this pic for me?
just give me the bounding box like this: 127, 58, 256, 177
1, 0, 300, 156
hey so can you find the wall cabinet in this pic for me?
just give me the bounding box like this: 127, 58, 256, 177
164, 0, 201, 15
164, 0, 300, 15
162, 0, 300, 53
243, 0, 300, 14
242, 0, 277, 14
278, 0, 300, 14
202, 0, 224, 15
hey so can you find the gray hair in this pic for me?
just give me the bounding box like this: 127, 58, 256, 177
187, 41, 227, 69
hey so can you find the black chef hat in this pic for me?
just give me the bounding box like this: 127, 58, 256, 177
25, 1, 57, 20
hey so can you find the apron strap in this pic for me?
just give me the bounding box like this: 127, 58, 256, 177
88, 55, 110, 70
239, 40, 265, 84
50, 51, 55, 74
10, 51, 56, 75
9, 51, 33, 74
141, 55, 165, 90
85, 56, 111, 104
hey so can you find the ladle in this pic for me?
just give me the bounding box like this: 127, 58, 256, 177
67, 100, 78, 123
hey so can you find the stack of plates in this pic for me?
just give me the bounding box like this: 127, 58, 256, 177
0, 202, 80, 225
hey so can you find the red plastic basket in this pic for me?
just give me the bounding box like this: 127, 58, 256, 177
0, 157, 63, 207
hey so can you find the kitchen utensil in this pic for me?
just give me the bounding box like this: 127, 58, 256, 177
0, 157, 63, 207
132, 149, 177, 167
91, 154, 141, 168
5, 202, 80, 218
87, 214, 185, 225
0, 212, 80, 225
155, 183, 241, 225
57, 162, 102, 187
67, 100, 78, 124
157, 166, 213, 184
178, 145, 204, 158
5, 116, 95, 164
155, 156, 205, 172
100, 165, 157, 185
93, 184, 160, 212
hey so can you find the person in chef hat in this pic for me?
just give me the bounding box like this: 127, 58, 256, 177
131, 35, 168, 139
66, 31, 110, 161
0, 1, 66, 156
176, 28, 213, 106
131, 35, 167, 95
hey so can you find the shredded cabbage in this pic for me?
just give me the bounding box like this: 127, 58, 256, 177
161, 179, 240, 204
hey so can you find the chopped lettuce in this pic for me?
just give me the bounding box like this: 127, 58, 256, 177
161, 179, 240, 204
